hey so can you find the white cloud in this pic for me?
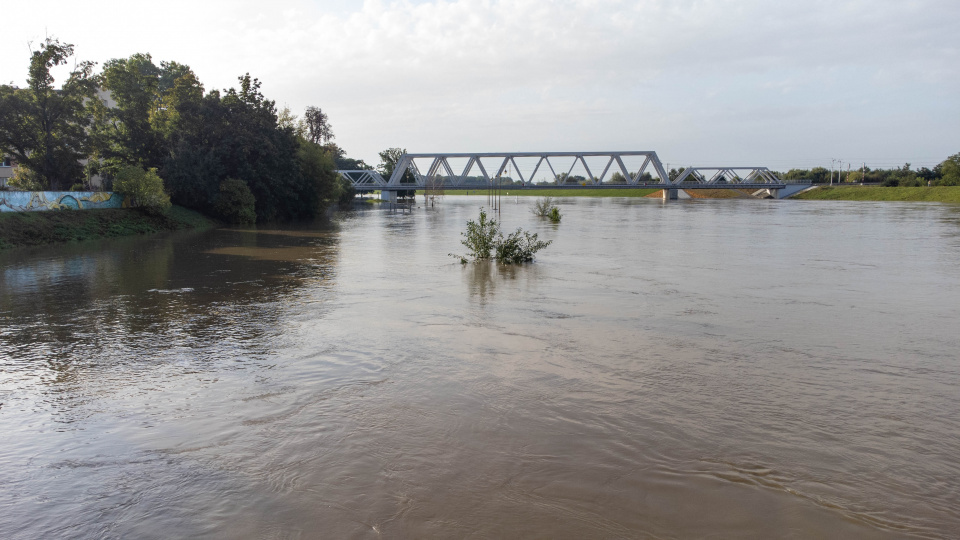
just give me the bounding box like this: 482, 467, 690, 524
3, 0, 958, 168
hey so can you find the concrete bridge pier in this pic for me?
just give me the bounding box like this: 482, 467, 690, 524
756, 184, 813, 199
380, 190, 397, 203
662, 188, 679, 200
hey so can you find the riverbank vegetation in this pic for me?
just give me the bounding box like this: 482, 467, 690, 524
778, 155, 960, 187
790, 186, 960, 202
0, 38, 358, 224
0, 206, 215, 250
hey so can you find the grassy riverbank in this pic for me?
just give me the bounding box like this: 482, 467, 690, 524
442, 188, 659, 197
0, 206, 216, 250
791, 186, 960, 202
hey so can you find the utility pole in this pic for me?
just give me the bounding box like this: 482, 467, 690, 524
861, 162, 865, 184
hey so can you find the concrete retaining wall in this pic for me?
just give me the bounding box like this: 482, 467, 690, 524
0, 191, 129, 212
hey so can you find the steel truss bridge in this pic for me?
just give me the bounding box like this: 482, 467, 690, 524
337, 151, 809, 200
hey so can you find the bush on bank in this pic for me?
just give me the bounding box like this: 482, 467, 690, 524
113, 165, 172, 212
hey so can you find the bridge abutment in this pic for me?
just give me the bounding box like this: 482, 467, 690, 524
380, 190, 398, 203
662, 189, 679, 200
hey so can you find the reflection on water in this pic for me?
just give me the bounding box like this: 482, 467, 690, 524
2, 199, 960, 538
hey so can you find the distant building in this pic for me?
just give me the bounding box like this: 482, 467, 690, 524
0, 157, 14, 188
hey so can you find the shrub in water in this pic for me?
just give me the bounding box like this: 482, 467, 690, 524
495, 228, 552, 264
454, 207, 552, 264
534, 196, 561, 222
532, 196, 554, 217
548, 206, 561, 223
459, 207, 500, 260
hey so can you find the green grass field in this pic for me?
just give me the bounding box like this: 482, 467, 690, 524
0, 206, 216, 249
791, 186, 960, 202
441, 188, 660, 197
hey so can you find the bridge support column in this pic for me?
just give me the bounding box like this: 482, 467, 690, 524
772, 184, 814, 199
380, 190, 397, 203
662, 188, 678, 200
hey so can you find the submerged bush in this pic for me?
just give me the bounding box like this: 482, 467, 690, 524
495, 228, 553, 264
454, 207, 551, 264
548, 206, 561, 223
460, 207, 500, 260
533, 196, 561, 222
532, 196, 554, 217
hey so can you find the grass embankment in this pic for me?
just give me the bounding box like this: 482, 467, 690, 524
0, 206, 216, 250
443, 188, 659, 197
791, 186, 960, 202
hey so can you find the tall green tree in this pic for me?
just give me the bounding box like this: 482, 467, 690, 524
939, 153, 960, 186
0, 38, 98, 190
303, 106, 334, 145
98, 54, 165, 170
378, 147, 416, 184
162, 74, 343, 221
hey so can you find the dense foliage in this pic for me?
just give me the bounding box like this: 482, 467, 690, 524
113, 165, 171, 212
0, 39, 98, 190
213, 178, 257, 224
1, 40, 357, 222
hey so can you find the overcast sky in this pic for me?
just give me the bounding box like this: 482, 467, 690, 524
3, 0, 958, 170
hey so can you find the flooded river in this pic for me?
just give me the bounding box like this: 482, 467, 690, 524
2, 196, 959, 538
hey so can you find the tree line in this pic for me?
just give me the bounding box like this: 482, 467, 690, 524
778, 159, 960, 187
0, 38, 361, 223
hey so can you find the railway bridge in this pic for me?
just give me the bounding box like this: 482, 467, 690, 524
337, 151, 811, 200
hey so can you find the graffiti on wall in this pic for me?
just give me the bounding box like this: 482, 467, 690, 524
0, 191, 130, 212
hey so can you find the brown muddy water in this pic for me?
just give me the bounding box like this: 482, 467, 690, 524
1, 197, 959, 539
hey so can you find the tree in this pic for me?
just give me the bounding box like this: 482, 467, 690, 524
213, 178, 256, 224
0, 38, 98, 190
378, 147, 416, 184
162, 74, 343, 222
939, 153, 960, 186
99, 53, 164, 170
277, 106, 306, 139
303, 106, 334, 144
324, 143, 371, 170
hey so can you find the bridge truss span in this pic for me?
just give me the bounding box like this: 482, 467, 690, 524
389, 151, 670, 189
336, 151, 797, 197
672, 167, 783, 186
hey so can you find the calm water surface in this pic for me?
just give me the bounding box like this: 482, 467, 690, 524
1, 197, 959, 538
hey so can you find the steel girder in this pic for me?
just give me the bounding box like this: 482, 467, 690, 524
671, 167, 782, 185
337, 152, 785, 190
391, 151, 669, 188
338, 170, 387, 188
